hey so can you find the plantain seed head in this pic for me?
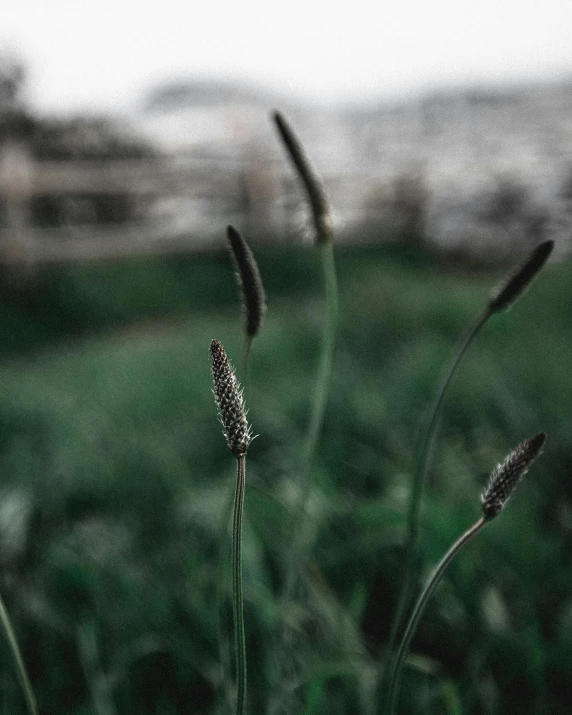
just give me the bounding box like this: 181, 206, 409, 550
481, 432, 546, 520
210, 339, 252, 457
272, 110, 332, 244
227, 225, 267, 338
489, 241, 554, 313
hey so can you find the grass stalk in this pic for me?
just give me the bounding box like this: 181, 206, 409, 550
214, 481, 235, 709
386, 516, 487, 714
382, 306, 490, 689
303, 241, 339, 467
282, 223, 338, 610
272, 110, 339, 595
232, 455, 247, 715
0, 592, 38, 715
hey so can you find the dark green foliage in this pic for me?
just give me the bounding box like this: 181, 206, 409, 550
0, 243, 568, 713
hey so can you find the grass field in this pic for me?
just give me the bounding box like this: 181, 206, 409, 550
0, 240, 570, 714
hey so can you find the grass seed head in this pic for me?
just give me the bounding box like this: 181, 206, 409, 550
210, 339, 252, 457
489, 240, 554, 313
227, 225, 267, 337
272, 110, 332, 244
481, 432, 546, 520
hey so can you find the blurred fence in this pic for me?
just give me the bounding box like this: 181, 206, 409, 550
0, 139, 287, 265
3, 133, 561, 269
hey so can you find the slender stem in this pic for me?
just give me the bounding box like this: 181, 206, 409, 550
241, 335, 254, 383
303, 242, 339, 467
407, 308, 490, 546
215, 480, 235, 707
232, 455, 247, 715
284, 242, 338, 600
387, 517, 487, 714
0, 592, 38, 715
274, 243, 338, 713
382, 306, 490, 704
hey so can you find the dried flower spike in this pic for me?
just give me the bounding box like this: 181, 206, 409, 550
210, 339, 252, 456
272, 110, 333, 244
481, 432, 546, 520
489, 240, 554, 313
227, 225, 266, 337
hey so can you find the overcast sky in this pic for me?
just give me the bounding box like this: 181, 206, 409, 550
2, 0, 572, 115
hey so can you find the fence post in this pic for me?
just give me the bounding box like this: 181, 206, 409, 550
0, 138, 34, 264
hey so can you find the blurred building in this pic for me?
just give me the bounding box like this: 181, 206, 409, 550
131, 75, 572, 255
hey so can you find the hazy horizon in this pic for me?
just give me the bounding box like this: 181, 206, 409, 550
2, 0, 572, 117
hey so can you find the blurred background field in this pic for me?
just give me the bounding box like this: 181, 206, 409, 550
0, 240, 570, 714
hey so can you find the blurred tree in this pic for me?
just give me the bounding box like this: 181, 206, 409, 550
0, 54, 34, 139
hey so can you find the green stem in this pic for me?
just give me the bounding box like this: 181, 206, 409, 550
232, 455, 247, 715
275, 242, 338, 713
0, 592, 38, 715
285, 242, 338, 600
387, 516, 487, 714
215, 481, 235, 708
381, 306, 490, 706
241, 336, 254, 384
407, 308, 490, 546
303, 242, 339, 467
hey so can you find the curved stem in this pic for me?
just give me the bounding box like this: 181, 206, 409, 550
0, 592, 38, 715
387, 517, 487, 714
232, 455, 247, 715
382, 306, 490, 704
407, 308, 491, 545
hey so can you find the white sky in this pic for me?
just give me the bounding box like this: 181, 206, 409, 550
2, 0, 572, 115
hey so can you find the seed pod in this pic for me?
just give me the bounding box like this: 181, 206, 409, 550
227, 225, 266, 337
272, 110, 333, 244
210, 339, 252, 456
481, 433, 546, 520
489, 241, 554, 313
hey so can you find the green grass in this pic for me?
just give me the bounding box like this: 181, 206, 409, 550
0, 242, 570, 713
